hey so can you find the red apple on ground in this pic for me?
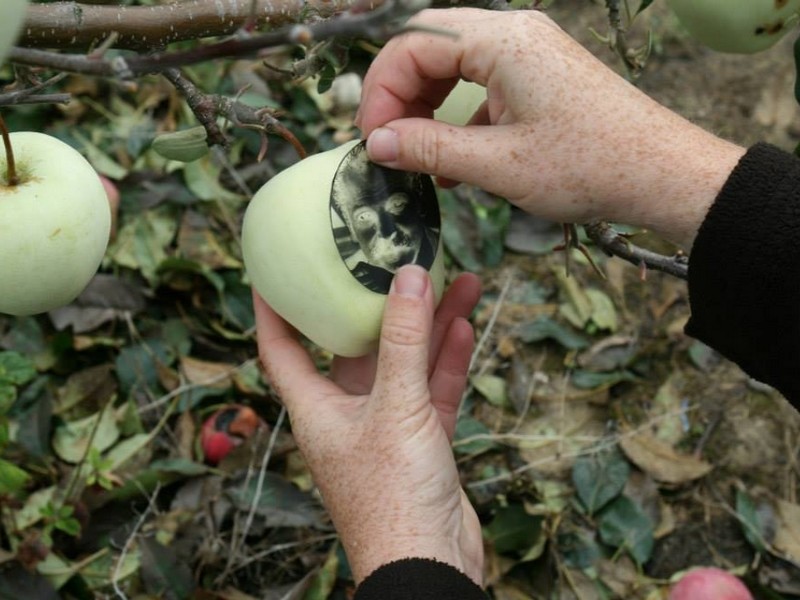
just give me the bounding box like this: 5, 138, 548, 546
200, 405, 266, 465
669, 567, 753, 600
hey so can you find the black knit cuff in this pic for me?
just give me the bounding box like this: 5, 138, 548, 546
685, 142, 800, 406
353, 558, 487, 600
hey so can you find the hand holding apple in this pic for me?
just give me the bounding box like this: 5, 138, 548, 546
0, 131, 111, 316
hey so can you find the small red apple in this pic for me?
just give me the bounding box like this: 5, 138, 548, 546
200, 405, 266, 465
669, 567, 753, 600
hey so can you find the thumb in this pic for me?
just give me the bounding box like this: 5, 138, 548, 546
371, 265, 435, 406
365, 118, 513, 189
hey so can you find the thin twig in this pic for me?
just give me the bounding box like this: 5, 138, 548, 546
469, 270, 514, 374
583, 221, 689, 280
0, 73, 70, 107
220, 405, 287, 582
111, 484, 161, 600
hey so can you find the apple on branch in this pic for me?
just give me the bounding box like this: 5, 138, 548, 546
0, 131, 111, 316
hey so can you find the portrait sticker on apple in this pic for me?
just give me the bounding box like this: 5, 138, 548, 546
330, 141, 441, 294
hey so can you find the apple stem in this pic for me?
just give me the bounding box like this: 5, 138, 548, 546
0, 114, 18, 186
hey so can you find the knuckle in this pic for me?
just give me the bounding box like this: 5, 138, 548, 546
408, 126, 442, 174
381, 306, 427, 348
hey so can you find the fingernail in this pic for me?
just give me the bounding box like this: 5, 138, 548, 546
366, 127, 399, 163
392, 265, 427, 298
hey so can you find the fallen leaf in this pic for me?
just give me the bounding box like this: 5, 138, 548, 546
179, 356, 236, 389
619, 431, 712, 484
774, 499, 800, 561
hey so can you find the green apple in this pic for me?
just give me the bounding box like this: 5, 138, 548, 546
434, 80, 486, 126
0, 0, 29, 65
0, 132, 111, 316
242, 140, 445, 357
667, 0, 800, 53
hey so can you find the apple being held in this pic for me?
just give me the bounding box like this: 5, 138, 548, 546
242, 140, 445, 357
0, 0, 29, 65
0, 132, 111, 316
434, 80, 487, 127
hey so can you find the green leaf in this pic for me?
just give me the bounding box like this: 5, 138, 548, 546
304, 544, 339, 600
51, 406, 120, 464
183, 155, 243, 203
471, 374, 508, 407
227, 472, 324, 528
572, 445, 630, 514
571, 369, 637, 390
688, 341, 719, 372
517, 316, 590, 350
12, 384, 53, 459
794, 36, 800, 112
0, 351, 36, 386
0, 384, 15, 415
317, 62, 336, 95
439, 188, 510, 271
107, 205, 179, 285
559, 528, 604, 569
736, 489, 772, 553
483, 503, 543, 556
0, 563, 60, 600
0, 457, 30, 495
139, 537, 194, 600
453, 416, 496, 456
115, 339, 172, 398
636, 0, 655, 15
597, 495, 654, 565
585, 288, 618, 332
13, 485, 58, 530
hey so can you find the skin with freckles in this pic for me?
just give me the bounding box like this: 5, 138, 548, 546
356, 7, 747, 250
255, 265, 484, 585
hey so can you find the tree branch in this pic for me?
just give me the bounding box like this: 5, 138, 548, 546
10, 0, 426, 78
583, 221, 689, 281
20, 0, 352, 50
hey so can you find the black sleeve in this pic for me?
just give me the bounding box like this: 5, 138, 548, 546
353, 558, 488, 600
685, 142, 800, 407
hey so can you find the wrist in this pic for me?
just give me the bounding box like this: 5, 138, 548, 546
602, 106, 746, 249
344, 533, 472, 585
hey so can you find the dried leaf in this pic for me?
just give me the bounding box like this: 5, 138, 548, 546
619, 431, 712, 484
179, 356, 236, 389
49, 275, 146, 333
774, 500, 800, 561
177, 211, 242, 270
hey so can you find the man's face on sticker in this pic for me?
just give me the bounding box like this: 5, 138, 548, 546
350, 191, 423, 271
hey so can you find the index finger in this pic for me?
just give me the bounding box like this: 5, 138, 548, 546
357, 8, 494, 135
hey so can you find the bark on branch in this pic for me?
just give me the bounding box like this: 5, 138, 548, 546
20, 0, 351, 50
583, 221, 689, 281
10, 0, 424, 78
